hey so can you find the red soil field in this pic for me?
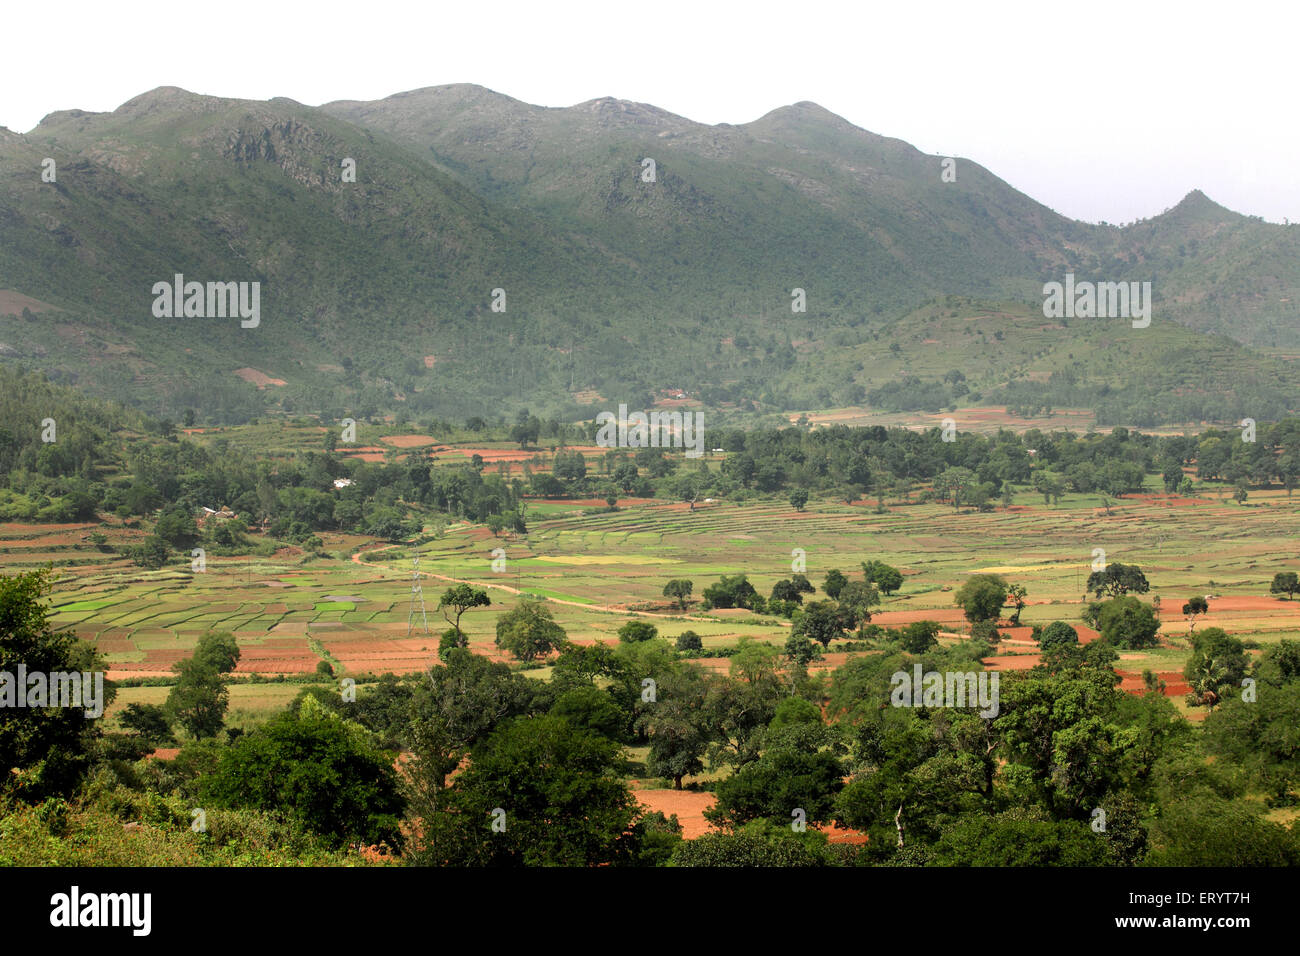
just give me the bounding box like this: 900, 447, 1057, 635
319, 636, 438, 674
342, 446, 387, 462
1116, 671, 1193, 697
982, 654, 1041, 671
632, 788, 715, 838
233, 638, 320, 674
995, 624, 1100, 644
233, 367, 287, 388
631, 788, 868, 843
90, 639, 135, 654
380, 435, 439, 448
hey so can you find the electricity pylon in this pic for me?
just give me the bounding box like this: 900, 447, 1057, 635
407, 554, 429, 637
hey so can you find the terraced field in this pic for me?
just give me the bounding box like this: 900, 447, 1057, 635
6, 473, 1300, 725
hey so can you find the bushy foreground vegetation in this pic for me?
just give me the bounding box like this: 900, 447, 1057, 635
4, 563, 1298, 867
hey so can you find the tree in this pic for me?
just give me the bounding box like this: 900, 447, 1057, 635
0, 568, 114, 800
837, 581, 881, 636
510, 418, 540, 449
549, 686, 629, 742
954, 574, 1008, 623
1086, 562, 1150, 598
552, 449, 587, 481
1145, 795, 1300, 866
495, 600, 568, 661
638, 672, 711, 790
437, 584, 490, 640
1005, 584, 1028, 625
728, 637, 783, 686
1038, 621, 1078, 650
421, 715, 643, 866
783, 633, 822, 667
194, 630, 240, 674
618, 619, 658, 643
705, 723, 845, 829
927, 813, 1113, 866
823, 569, 848, 600
789, 489, 809, 512
702, 575, 759, 610
662, 579, 693, 611
407, 648, 537, 791
934, 467, 977, 509
1160, 460, 1183, 493
675, 631, 703, 652
1182, 627, 1248, 709
770, 579, 805, 604
670, 474, 700, 510
130, 534, 171, 570
165, 655, 230, 741
1271, 571, 1300, 601
202, 697, 404, 849
1093, 596, 1161, 649
898, 620, 941, 654
862, 560, 903, 595
119, 703, 176, 747
971, 619, 1001, 647
1182, 596, 1209, 633
793, 600, 847, 648
1201, 679, 1300, 801
771, 696, 823, 727
1034, 471, 1065, 505
995, 668, 1138, 817
154, 508, 200, 550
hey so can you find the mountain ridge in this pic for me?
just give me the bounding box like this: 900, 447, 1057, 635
2, 84, 1297, 425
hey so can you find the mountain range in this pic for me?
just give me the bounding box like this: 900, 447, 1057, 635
1, 84, 1297, 426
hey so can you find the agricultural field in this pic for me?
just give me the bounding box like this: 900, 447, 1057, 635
10, 467, 1300, 731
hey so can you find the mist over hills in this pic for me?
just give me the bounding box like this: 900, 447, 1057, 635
1, 83, 1297, 426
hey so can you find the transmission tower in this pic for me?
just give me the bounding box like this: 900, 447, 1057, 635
407, 554, 429, 637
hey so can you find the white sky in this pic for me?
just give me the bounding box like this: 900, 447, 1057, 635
3, 0, 1294, 224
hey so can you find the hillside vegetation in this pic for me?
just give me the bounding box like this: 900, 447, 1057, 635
1, 86, 1298, 424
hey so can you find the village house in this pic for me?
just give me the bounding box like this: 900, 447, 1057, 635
195, 506, 237, 530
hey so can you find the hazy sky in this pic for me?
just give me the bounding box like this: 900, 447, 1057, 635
4, 0, 1293, 224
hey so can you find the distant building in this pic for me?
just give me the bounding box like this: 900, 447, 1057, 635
333, 478, 354, 489
196, 506, 237, 529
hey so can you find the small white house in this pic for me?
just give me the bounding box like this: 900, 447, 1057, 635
333, 478, 354, 490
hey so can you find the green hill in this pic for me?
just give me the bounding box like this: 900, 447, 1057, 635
1, 84, 1297, 425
